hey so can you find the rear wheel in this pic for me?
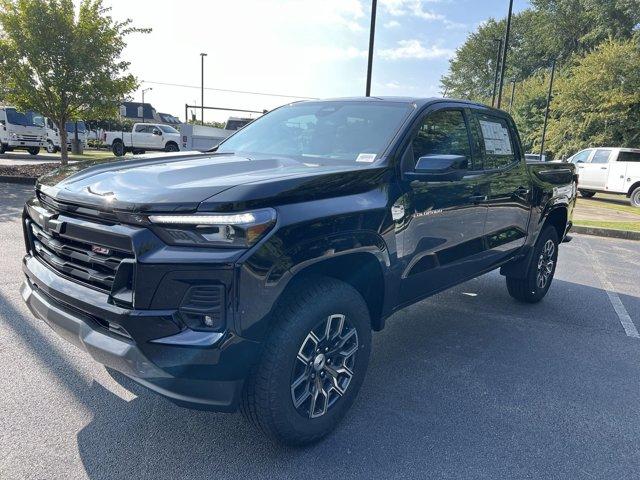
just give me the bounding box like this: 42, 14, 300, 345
506, 226, 559, 303
27, 147, 40, 155
0, 143, 6, 154
46, 141, 58, 154
112, 140, 125, 157
630, 186, 640, 208
579, 190, 596, 198
241, 276, 371, 445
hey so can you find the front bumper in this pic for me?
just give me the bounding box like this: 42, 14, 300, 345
21, 254, 259, 412
7, 139, 44, 147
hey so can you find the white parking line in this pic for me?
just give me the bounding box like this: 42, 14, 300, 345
582, 242, 640, 338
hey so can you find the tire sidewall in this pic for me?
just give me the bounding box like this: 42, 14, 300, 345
263, 281, 372, 442
112, 141, 124, 156
631, 187, 640, 208
526, 227, 559, 301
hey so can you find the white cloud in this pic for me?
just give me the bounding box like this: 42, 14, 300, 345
384, 20, 401, 28
380, 0, 444, 21
378, 40, 454, 60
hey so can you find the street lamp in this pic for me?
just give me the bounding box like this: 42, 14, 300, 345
141, 87, 152, 123
200, 52, 208, 125
491, 38, 503, 108
540, 59, 557, 160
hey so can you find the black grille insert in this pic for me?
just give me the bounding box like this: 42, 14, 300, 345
29, 221, 134, 292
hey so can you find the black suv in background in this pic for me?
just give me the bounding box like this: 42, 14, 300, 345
21, 97, 576, 445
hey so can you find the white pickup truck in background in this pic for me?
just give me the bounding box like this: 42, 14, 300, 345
568, 147, 640, 207
103, 122, 181, 156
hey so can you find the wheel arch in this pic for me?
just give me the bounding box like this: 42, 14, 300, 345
627, 181, 640, 198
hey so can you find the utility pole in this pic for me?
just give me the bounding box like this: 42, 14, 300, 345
508, 79, 516, 114
141, 87, 152, 123
200, 52, 208, 125
491, 38, 503, 108
365, 0, 377, 97
540, 59, 556, 161
496, 0, 514, 109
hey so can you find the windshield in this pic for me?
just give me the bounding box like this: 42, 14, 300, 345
217, 101, 413, 164
65, 121, 86, 133
5, 108, 43, 127
159, 124, 179, 134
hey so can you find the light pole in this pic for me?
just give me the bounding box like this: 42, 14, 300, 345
200, 52, 207, 125
496, 0, 514, 109
141, 87, 152, 123
365, 0, 377, 97
491, 38, 503, 108
508, 79, 516, 114
540, 59, 556, 161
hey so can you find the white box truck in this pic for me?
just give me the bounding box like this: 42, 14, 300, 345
0, 106, 46, 155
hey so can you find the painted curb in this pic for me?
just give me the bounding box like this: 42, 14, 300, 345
572, 225, 640, 241
0, 175, 36, 185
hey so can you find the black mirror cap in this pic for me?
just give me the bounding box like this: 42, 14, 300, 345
405, 154, 468, 182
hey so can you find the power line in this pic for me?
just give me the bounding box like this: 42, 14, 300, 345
141, 80, 318, 100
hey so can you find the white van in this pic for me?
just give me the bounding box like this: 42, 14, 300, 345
568, 147, 640, 207
42, 118, 88, 153
0, 106, 46, 155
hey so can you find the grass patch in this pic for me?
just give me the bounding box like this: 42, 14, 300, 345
577, 195, 640, 216
574, 219, 640, 232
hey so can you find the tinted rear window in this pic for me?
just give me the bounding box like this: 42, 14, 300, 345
618, 151, 640, 163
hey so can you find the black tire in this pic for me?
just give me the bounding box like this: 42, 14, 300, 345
46, 141, 58, 154
630, 186, 640, 208
27, 147, 40, 155
112, 140, 125, 157
579, 190, 596, 198
506, 226, 559, 303
165, 142, 179, 152
0, 143, 6, 154
240, 276, 372, 446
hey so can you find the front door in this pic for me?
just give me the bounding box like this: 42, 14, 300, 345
397, 107, 489, 305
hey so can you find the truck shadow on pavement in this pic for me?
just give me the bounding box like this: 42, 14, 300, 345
3, 272, 640, 479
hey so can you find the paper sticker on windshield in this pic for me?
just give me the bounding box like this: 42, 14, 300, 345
479, 120, 513, 155
356, 153, 377, 163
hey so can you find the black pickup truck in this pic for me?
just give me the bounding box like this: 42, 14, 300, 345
20, 97, 577, 445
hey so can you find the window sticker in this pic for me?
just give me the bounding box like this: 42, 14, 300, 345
479, 120, 512, 156
356, 153, 377, 163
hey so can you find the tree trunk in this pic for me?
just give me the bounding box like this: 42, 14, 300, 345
59, 123, 68, 165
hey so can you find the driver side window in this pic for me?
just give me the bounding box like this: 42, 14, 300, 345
411, 110, 471, 168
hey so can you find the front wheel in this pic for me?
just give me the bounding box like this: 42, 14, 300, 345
27, 147, 40, 155
165, 142, 179, 152
506, 226, 559, 303
579, 190, 596, 198
240, 276, 372, 445
630, 186, 640, 208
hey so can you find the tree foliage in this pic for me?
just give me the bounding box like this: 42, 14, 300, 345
441, 0, 640, 158
0, 0, 148, 163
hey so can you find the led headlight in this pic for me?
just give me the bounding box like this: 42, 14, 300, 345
148, 208, 276, 248
10, 132, 17, 139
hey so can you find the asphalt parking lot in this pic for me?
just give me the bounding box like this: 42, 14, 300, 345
1, 182, 639, 480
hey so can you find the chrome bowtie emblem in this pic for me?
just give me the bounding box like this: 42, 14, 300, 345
91, 245, 110, 255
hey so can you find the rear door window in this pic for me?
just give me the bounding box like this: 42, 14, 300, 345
591, 149, 612, 164
473, 112, 518, 169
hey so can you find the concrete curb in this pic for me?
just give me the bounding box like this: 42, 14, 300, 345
572, 225, 640, 241
0, 175, 36, 185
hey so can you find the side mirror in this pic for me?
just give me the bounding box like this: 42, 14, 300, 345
153, 128, 162, 136
406, 154, 468, 182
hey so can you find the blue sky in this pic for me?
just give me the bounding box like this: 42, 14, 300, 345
106, 0, 530, 122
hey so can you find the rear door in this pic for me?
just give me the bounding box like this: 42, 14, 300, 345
471, 109, 531, 264
397, 106, 490, 304
580, 148, 612, 189
607, 150, 633, 193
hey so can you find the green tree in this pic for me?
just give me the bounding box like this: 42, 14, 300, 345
0, 0, 148, 163
546, 38, 640, 158
510, 73, 555, 154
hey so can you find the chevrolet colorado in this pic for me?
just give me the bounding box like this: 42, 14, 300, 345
20, 97, 577, 445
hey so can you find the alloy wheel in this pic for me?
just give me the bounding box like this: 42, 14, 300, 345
290, 314, 358, 419
536, 239, 555, 289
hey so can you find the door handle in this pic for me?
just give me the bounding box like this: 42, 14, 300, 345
600, 167, 607, 170
469, 195, 487, 203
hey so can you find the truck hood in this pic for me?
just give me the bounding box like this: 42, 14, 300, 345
37, 152, 388, 213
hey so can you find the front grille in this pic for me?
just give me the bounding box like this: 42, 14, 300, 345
19, 134, 39, 141
29, 221, 134, 292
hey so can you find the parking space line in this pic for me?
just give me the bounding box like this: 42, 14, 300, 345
582, 242, 639, 339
